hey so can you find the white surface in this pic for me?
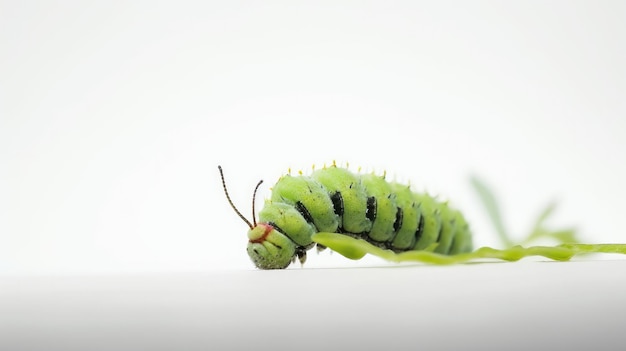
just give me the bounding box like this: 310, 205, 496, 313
2, 259, 626, 351
2, 2, 626, 273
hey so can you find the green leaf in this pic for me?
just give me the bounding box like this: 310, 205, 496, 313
470, 176, 514, 247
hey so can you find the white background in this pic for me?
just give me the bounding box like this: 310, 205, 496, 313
2, 1, 626, 274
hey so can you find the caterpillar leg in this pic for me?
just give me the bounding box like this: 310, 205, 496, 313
312, 232, 626, 265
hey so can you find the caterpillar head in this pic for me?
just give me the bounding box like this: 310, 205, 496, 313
246, 223, 296, 269
219, 166, 296, 269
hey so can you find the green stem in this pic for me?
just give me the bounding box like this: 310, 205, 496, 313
312, 232, 626, 265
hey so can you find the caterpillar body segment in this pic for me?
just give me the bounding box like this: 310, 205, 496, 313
270, 175, 339, 233
388, 183, 421, 250
310, 166, 371, 234
237, 165, 473, 269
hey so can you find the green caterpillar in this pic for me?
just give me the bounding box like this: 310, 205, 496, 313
219, 164, 626, 270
